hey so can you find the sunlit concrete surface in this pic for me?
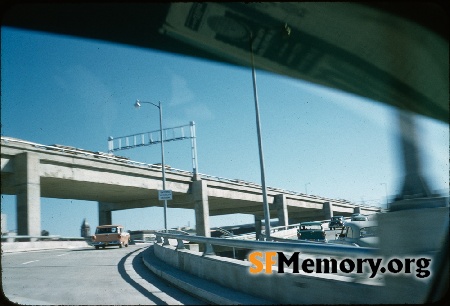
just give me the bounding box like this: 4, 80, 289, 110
1, 137, 380, 237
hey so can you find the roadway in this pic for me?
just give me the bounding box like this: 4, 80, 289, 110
1, 243, 205, 305
326, 228, 342, 242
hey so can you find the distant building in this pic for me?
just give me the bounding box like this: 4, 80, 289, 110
80, 218, 91, 238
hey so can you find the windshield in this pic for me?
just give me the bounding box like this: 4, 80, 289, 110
1, 13, 447, 232
0, 3, 447, 304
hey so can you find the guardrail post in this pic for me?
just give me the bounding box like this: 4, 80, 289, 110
255, 216, 262, 240
202, 243, 215, 256
163, 236, 170, 245
176, 239, 185, 250
156, 234, 163, 243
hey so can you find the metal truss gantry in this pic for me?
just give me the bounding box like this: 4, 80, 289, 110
108, 121, 199, 175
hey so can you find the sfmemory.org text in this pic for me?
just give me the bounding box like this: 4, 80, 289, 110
248, 251, 431, 278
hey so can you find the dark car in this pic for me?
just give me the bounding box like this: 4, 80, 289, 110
329, 216, 345, 230
351, 214, 369, 221
297, 221, 327, 242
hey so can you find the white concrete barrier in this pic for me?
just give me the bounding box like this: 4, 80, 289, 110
1, 241, 90, 253
152, 242, 385, 304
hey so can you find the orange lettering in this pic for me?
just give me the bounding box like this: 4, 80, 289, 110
265, 251, 277, 274
249, 251, 263, 274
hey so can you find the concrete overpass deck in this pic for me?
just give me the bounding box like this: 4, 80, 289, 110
1, 136, 381, 237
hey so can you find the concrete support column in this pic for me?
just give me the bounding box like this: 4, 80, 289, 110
15, 152, 41, 237
255, 216, 262, 240
98, 202, 112, 225
274, 194, 288, 227
353, 207, 361, 214
323, 202, 333, 220
192, 180, 210, 237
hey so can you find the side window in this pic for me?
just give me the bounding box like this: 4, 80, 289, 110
346, 226, 353, 238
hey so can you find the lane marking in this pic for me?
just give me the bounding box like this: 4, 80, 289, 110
22, 260, 39, 265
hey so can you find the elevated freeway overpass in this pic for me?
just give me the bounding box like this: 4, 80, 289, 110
1, 3, 447, 303
1, 136, 380, 238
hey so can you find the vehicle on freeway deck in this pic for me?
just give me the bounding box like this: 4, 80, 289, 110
297, 221, 327, 242
329, 216, 345, 230
332, 221, 378, 247
351, 214, 369, 221
91, 225, 130, 249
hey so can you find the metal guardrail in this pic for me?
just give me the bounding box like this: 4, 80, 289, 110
165, 229, 192, 236
213, 219, 342, 242
155, 232, 377, 257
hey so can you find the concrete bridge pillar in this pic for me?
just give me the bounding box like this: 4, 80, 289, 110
15, 152, 41, 237
274, 194, 288, 227
353, 207, 361, 214
254, 216, 262, 240
192, 180, 210, 237
323, 202, 333, 219
98, 202, 112, 225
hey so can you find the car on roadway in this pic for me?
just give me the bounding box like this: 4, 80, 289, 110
351, 214, 369, 221
329, 216, 345, 230
333, 221, 378, 247
91, 225, 130, 249
297, 221, 327, 242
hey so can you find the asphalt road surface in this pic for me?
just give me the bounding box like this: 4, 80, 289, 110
1, 243, 205, 305
326, 228, 343, 242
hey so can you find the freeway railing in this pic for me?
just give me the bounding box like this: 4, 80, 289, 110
215, 220, 334, 242
155, 231, 377, 258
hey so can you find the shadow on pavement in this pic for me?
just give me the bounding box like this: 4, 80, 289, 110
117, 246, 206, 305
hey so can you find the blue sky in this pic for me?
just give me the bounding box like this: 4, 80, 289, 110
1, 27, 448, 237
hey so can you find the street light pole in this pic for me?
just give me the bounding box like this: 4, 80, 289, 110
246, 25, 291, 240
135, 99, 168, 233
305, 182, 311, 195
249, 32, 271, 240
